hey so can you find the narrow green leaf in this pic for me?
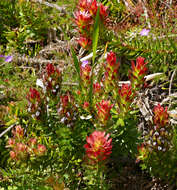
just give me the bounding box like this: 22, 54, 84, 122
89, 7, 100, 106
71, 47, 81, 88
168, 38, 177, 53
92, 7, 100, 64
71, 47, 80, 75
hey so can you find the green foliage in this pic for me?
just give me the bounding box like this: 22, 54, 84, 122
0, 0, 177, 189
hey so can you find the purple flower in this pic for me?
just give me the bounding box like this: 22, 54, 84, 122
5, 56, 13, 62
140, 29, 150, 36
81, 60, 89, 68
0, 55, 13, 62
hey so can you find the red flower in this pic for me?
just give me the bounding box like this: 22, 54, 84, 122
99, 3, 108, 19
28, 138, 37, 147
83, 101, 89, 109
89, 0, 98, 16
96, 100, 113, 125
78, 36, 92, 49
16, 143, 27, 152
136, 143, 148, 163
27, 88, 40, 102
46, 63, 55, 76
10, 151, 17, 160
37, 144, 46, 156
74, 10, 92, 29
129, 57, 148, 89
7, 138, 15, 147
80, 63, 92, 83
78, 0, 88, 10
106, 51, 117, 67
118, 84, 133, 102
104, 52, 120, 81
153, 104, 168, 126
12, 125, 24, 139
132, 57, 148, 76
60, 95, 69, 108
93, 82, 101, 94
84, 131, 112, 162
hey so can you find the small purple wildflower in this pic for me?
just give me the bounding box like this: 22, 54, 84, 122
5, 56, 13, 62
140, 29, 150, 36
81, 60, 89, 68
0, 55, 13, 62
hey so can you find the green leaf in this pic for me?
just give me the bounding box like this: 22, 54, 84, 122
116, 118, 125, 127
71, 47, 81, 88
92, 7, 100, 64
89, 7, 100, 105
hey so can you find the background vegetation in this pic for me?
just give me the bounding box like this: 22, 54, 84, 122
0, 0, 177, 189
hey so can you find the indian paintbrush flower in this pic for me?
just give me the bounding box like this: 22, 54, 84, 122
96, 100, 113, 125
42, 63, 62, 97
93, 82, 102, 94
153, 104, 169, 127
7, 126, 47, 161
84, 131, 112, 163
103, 52, 119, 93
26, 88, 44, 120
118, 84, 133, 114
74, 0, 108, 49
12, 125, 24, 139
57, 92, 77, 127
36, 144, 47, 156
80, 62, 92, 85
143, 104, 171, 153
129, 56, 148, 89
26, 88, 40, 102
78, 36, 92, 49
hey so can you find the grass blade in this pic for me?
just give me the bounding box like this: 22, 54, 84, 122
71, 47, 81, 88
92, 7, 100, 64
89, 7, 100, 106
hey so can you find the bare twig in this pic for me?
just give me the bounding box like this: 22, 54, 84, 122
161, 93, 177, 105
0, 124, 16, 138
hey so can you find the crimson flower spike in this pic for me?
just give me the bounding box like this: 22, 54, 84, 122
129, 56, 148, 89
153, 104, 169, 126
96, 100, 113, 125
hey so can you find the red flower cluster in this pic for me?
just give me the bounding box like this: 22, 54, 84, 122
118, 84, 132, 102
96, 100, 113, 125
26, 88, 43, 119
27, 88, 40, 102
129, 57, 148, 89
80, 62, 92, 85
7, 125, 46, 161
153, 104, 169, 126
75, 0, 108, 48
143, 104, 171, 152
42, 63, 62, 97
84, 131, 112, 163
93, 82, 102, 94
83, 101, 89, 110
57, 92, 77, 127
78, 36, 92, 49
118, 84, 134, 113
103, 52, 119, 91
